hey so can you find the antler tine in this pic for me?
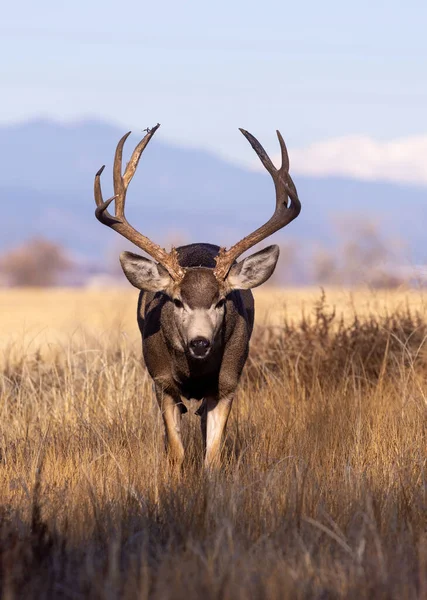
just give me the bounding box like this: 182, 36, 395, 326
112, 124, 161, 218
239, 128, 277, 176
213, 129, 301, 280
94, 125, 185, 281
94, 166, 120, 225
123, 125, 160, 187
276, 130, 299, 204
112, 131, 131, 218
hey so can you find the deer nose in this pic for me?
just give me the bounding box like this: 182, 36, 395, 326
189, 337, 211, 357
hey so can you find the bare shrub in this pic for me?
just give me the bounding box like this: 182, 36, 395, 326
0, 238, 72, 287
312, 246, 339, 284
248, 290, 427, 386
313, 217, 405, 288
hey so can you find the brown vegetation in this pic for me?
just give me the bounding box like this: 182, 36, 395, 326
0, 290, 426, 598
0, 238, 72, 287
312, 219, 405, 288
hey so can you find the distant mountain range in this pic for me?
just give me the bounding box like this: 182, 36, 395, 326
1, 119, 426, 265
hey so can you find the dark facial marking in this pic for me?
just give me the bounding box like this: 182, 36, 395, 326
179, 268, 220, 309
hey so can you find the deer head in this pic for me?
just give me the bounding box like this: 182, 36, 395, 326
94, 125, 300, 359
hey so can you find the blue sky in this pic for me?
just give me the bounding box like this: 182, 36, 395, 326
1, 0, 426, 175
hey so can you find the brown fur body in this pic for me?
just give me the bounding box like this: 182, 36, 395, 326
137, 243, 254, 403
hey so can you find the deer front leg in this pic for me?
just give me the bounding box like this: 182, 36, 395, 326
155, 385, 185, 468
201, 395, 233, 470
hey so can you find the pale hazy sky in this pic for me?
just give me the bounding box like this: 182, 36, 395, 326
2, 0, 426, 178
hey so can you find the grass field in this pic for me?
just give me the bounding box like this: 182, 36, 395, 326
0, 286, 426, 598
1, 286, 426, 350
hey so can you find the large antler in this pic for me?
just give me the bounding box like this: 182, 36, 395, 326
213, 129, 301, 280
94, 124, 185, 281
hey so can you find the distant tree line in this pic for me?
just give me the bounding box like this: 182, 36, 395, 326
0, 220, 416, 288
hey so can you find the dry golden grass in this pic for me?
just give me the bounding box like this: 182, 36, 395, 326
0, 286, 426, 598
1, 285, 426, 351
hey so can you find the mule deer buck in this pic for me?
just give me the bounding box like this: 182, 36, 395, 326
94, 124, 301, 469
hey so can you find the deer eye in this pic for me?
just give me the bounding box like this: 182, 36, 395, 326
215, 299, 225, 310
173, 299, 184, 309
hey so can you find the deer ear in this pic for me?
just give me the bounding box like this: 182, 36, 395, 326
119, 251, 172, 292
226, 245, 280, 290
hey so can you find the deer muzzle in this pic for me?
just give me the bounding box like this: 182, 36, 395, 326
189, 337, 211, 359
